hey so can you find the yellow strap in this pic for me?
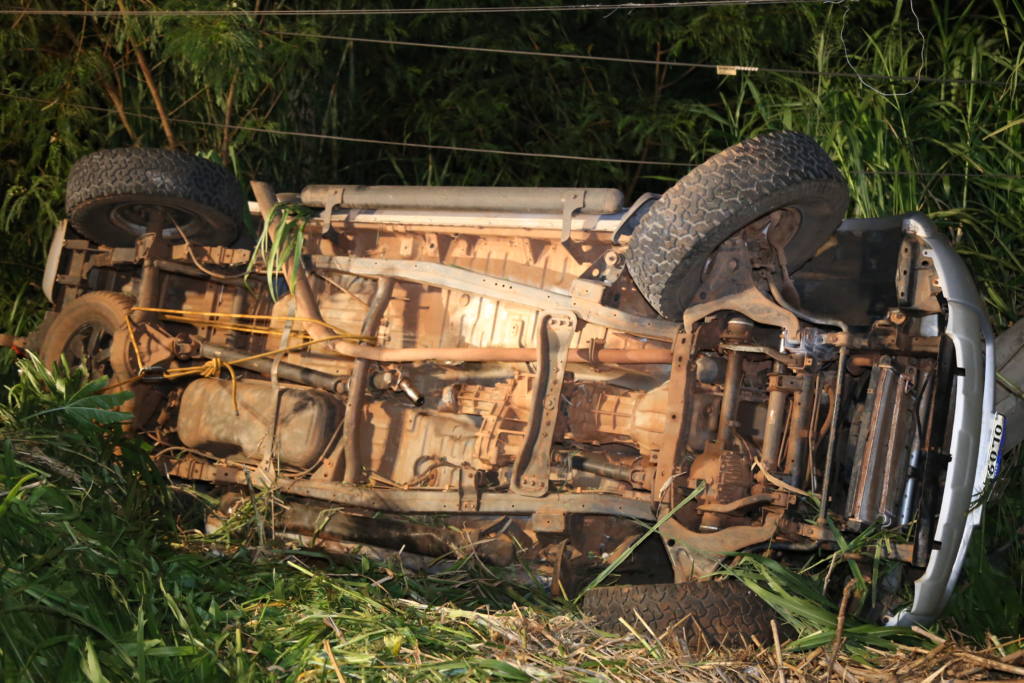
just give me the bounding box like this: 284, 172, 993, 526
164, 357, 240, 413
123, 314, 144, 375
117, 308, 359, 407
129, 306, 373, 344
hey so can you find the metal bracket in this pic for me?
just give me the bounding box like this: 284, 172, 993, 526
560, 191, 585, 245
532, 508, 568, 533
575, 249, 627, 291
459, 467, 481, 512
681, 233, 801, 342
510, 312, 577, 497
318, 187, 345, 235
134, 231, 156, 262
659, 516, 780, 581
122, 321, 178, 377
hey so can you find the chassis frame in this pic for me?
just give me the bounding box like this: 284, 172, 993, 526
23, 162, 1002, 629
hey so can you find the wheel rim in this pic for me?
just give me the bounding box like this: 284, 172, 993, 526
61, 321, 118, 379
108, 202, 205, 241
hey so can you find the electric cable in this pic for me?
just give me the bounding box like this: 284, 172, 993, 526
3, 92, 1021, 179
0, 93, 697, 167
0, 1, 824, 17
269, 29, 1009, 87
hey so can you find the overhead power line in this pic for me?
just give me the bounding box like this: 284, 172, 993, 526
270, 30, 1009, 88
1, 93, 695, 167
0, 1, 823, 17
2, 3, 1009, 88
3, 93, 1021, 180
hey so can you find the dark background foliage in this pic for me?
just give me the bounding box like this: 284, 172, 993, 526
3, 1, 1022, 324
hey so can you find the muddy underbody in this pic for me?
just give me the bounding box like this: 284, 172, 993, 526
37, 191, 949, 597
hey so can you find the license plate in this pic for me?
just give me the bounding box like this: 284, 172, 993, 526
986, 413, 1006, 482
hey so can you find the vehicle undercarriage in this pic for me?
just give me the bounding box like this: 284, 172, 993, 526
15, 132, 999, 643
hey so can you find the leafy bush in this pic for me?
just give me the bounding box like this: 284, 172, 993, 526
0, 356, 554, 681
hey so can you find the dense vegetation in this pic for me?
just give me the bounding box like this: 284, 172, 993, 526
0, 356, 570, 680
1, 0, 1023, 679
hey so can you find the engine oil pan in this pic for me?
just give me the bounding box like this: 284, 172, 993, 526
177, 378, 343, 468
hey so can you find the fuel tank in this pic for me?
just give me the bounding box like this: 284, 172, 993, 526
177, 378, 343, 468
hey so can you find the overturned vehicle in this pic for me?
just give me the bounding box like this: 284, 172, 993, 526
21, 131, 1002, 643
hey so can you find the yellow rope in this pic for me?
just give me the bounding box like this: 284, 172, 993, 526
117, 308, 359, 407
164, 357, 240, 413
158, 314, 304, 338
217, 334, 352, 364
123, 314, 144, 374
157, 335, 352, 410
129, 306, 374, 344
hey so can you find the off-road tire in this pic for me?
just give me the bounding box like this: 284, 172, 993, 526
583, 580, 781, 648
66, 148, 243, 247
626, 130, 849, 319
40, 291, 135, 381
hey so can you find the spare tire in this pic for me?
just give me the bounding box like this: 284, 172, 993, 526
626, 130, 849, 320
66, 148, 244, 247
583, 580, 782, 648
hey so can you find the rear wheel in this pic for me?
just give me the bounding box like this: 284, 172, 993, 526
626, 130, 849, 319
583, 580, 781, 647
65, 148, 244, 247
39, 292, 135, 382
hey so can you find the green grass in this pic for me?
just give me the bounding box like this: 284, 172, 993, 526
1, 356, 1018, 682
720, 555, 922, 662
0, 357, 570, 681
9, 357, 813, 681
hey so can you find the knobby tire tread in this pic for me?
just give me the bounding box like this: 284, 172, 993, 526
626, 130, 849, 319
583, 580, 781, 647
65, 148, 243, 247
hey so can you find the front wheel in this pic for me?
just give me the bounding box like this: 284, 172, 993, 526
583, 580, 781, 647
626, 130, 849, 319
